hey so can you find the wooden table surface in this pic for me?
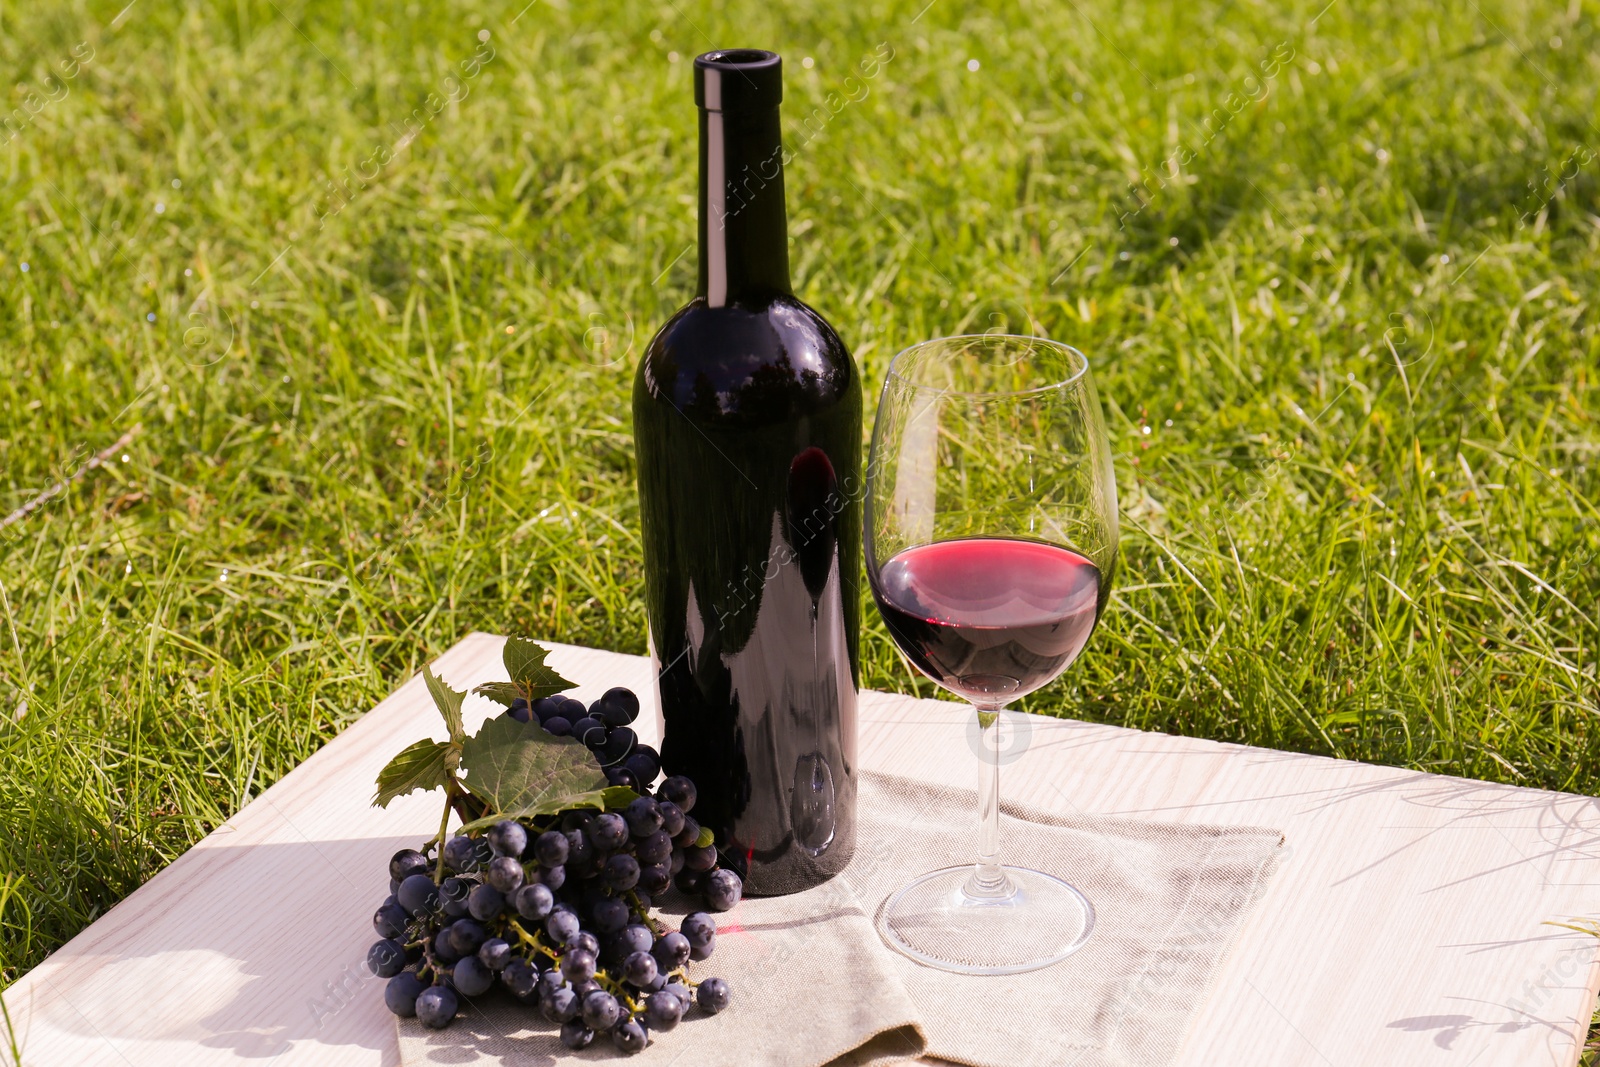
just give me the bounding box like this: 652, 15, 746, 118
5, 633, 1598, 1066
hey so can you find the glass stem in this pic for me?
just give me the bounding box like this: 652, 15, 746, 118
966, 704, 1016, 900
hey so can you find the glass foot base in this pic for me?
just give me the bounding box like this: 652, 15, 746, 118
876, 865, 1095, 975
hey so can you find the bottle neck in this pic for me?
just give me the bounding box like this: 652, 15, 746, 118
697, 106, 791, 306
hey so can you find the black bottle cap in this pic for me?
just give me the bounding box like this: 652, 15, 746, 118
694, 49, 782, 114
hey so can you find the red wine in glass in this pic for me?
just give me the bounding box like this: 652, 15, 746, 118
871, 537, 1103, 706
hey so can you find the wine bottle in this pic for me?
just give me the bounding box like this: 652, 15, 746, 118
633, 49, 860, 895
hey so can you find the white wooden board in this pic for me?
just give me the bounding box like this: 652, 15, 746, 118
4, 634, 1598, 1066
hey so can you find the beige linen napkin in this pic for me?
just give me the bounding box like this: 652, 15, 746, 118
846, 772, 1284, 1067
398, 770, 1283, 1067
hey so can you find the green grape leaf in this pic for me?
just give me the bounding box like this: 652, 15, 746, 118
457, 714, 609, 823
473, 638, 577, 707
504, 637, 577, 700
694, 825, 715, 849
373, 738, 456, 808
424, 666, 467, 743
457, 785, 632, 833
600, 786, 641, 811
473, 681, 524, 709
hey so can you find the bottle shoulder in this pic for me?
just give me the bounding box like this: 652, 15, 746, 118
635, 296, 858, 424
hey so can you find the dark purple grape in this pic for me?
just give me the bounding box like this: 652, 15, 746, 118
447, 918, 487, 956
543, 715, 573, 736
560, 1019, 595, 1049
514, 882, 554, 920
565, 829, 595, 871
664, 980, 693, 1011
537, 969, 567, 1001
467, 883, 505, 921
368, 938, 406, 978
637, 829, 672, 865
689, 934, 715, 962
534, 830, 569, 867
703, 868, 743, 912
556, 697, 588, 721
657, 800, 686, 838
581, 989, 621, 1032
430, 929, 460, 965
487, 855, 525, 894
591, 896, 629, 935
389, 848, 429, 883
619, 923, 654, 956
624, 747, 661, 785
674, 868, 704, 895
652, 931, 691, 971
621, 950, 657, 988
546, 910, 582, 946
672, 817, 701, 849
478, 937, 512, 972
539, 863, 568, 892
604, 765, 641, 789
603, 923, 652, 966
639, 862, 672, 895
384, 971, 428, 1017
593, 687, 640, 727
374, 899, 409, 939
681, 912, 716, 950
604, 853, 640, 891
624, 796, 663, 837
443, 833, 489, 873
697, 977, 731, 1014
502, 959, 540, 1004
560, 948, 598, 983
658, 775, 697, 813
599, 726, 636, 765
439, 876, 471, 917
487, 820, 528, 858
397, 873, 440, 916
683, 845, 718, 872
532, 695, 561, 722
644, 989, 684, 1031
508, 696, 531, 722
451, 955, 494, 997
591, 813, 628, 851
572, 715, 607, 749
612, 1017, 649, 1054
543, 986, 580, 1023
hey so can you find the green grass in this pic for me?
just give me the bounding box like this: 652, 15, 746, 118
0, 0, 1597, 1007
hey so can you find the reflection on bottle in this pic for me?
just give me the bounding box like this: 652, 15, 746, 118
786, 446, 838, 605
718, 508, 856, 894
791, 750, 837, 855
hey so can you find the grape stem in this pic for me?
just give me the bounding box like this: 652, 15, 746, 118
433, 790, 454, 882
429, 768, 493, 882
416, 939, 442, 984
506, 918, 561, 962
595, 972, 643, 1013
626, 890, 665, 937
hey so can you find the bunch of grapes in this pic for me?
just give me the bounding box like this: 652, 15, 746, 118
368, 687, 742, 1055
512, 686, 660, 791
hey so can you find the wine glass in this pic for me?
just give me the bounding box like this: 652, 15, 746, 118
865, 333, 1119, 975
